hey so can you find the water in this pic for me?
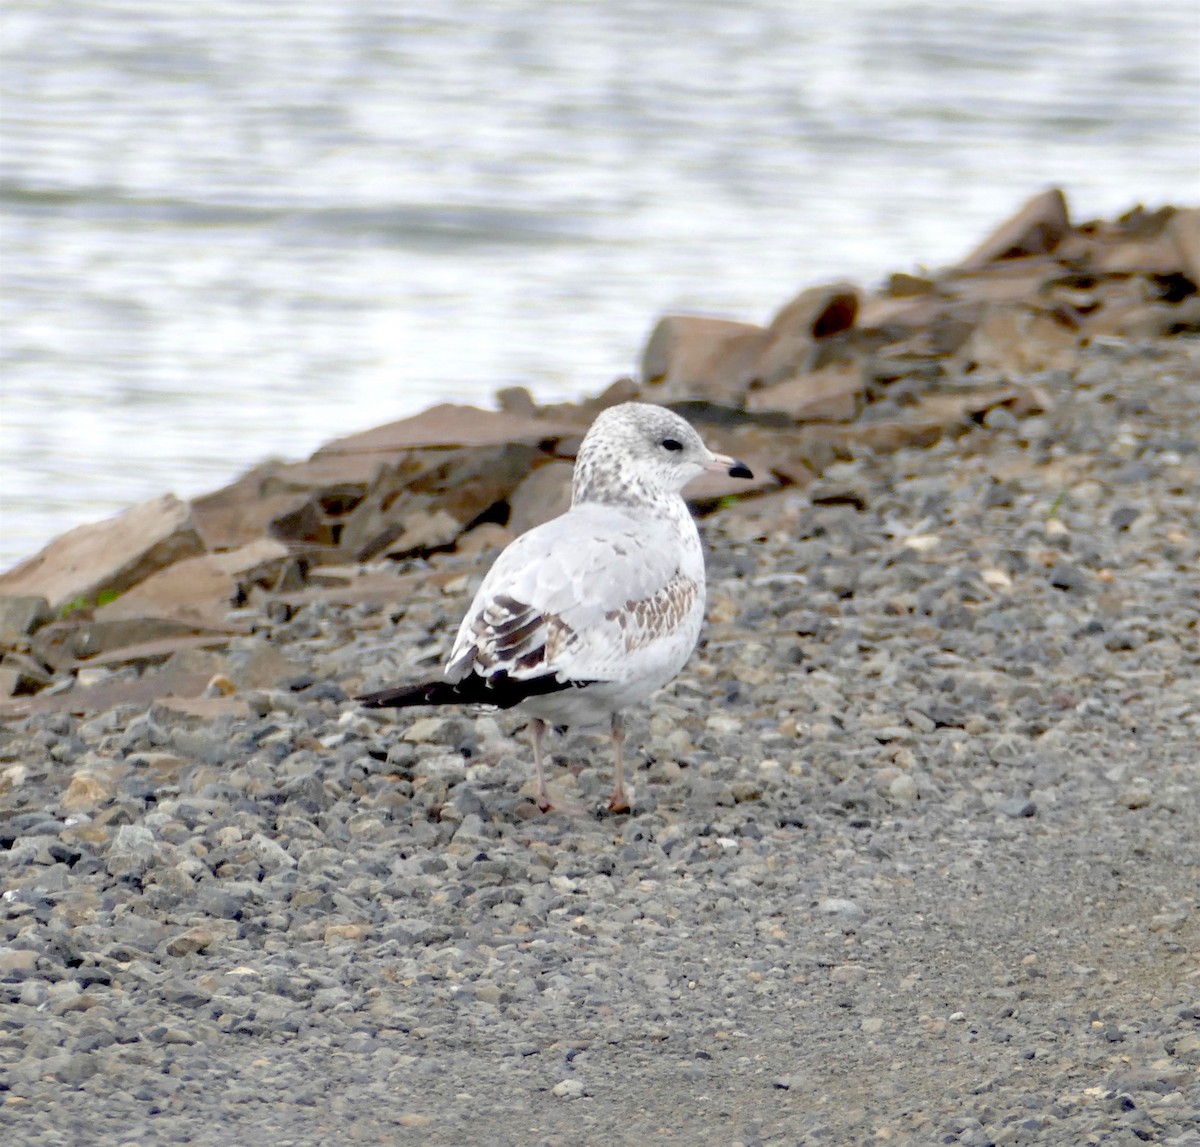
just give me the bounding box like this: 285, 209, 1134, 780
2, 0, 1198, 570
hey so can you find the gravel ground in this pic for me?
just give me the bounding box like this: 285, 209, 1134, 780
2, 337, 1198, 1146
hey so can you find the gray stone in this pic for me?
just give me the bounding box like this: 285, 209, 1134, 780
998, 797, 1037, 818
0, 595, 51, 646
248, 832, 296, 872
105, 824, 158, 879
817, 898, 865, 919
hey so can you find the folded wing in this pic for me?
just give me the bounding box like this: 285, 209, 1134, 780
446, 504, 702, 686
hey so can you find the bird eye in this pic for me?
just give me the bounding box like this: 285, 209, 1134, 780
661, 438, 684, 452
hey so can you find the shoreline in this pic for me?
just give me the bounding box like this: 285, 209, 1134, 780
0, 194, 1198, 1144
2, 190, 1198, 715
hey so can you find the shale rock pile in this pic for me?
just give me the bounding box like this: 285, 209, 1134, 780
1, 190, 1196, 715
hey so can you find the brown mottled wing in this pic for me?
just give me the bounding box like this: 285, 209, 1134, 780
604, 573, 700, 655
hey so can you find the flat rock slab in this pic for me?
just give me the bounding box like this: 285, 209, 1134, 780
71, 632, 240, 671
94, 539, 289, 630
958, 187, 1071, 267
274, 569, 452, 610
0, 494, 205, 612
314, 403, 583, 456
0, 667, 213, 719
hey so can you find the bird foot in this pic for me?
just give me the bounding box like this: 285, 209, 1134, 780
535, 787, 588, 817
605, 789, 632, 814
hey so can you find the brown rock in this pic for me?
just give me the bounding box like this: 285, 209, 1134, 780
274, 569, 427, 611
212, 537, 295, 578
63, 767, 118, 812
0, 652, 53, 697
884, 272, 937, 297
166, 926, 220, 957
92, 539, 288, 631
456, 523, 514, 557
93, 567, 228, 632
190, 464, 314, 552
920, 387, 1048, 426
1167, 207, 1200, 286
958, 305, 1079, 375
939, 258, 1064, 305
0, 494, 206, 613
0, 950, 38, 977
272, 452, 430, 553
0, 667, 215, 720
315, 403, 580, 456
746, 361, 863, 422
767, 282, 859, 341
1095, 235, 1188, 276
61, 821, 111, 847
33, 616, 232, 670
872, 310, 978, 363
0, 595, 51, 648
257, 455, 381, 498
756, 284, 860, 386
337, 443, 539, 561
324, 923, 372, 944
958, 188, 1070, 268
129, 752, 191, 778
537, 376, 642, 423
223, 641, 306, 691
640, 315, 769, 403
856, 294, 949, 332
820, 386, 1044, 460
709, 423, 840, 484
835, 418, 945, 455
155, 695, 251, 720
495, 385, 537, 417
72, 632, 237, 670
1085, 296, 1200, 340
268, 497, 340, 550
506, 462, 574, 536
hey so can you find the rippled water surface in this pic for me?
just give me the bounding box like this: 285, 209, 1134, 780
2, 0, 1198, 567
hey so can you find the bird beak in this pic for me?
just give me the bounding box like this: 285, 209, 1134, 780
705, 452, 754, 480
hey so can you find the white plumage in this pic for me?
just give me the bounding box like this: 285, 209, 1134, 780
358, 401, 752, 812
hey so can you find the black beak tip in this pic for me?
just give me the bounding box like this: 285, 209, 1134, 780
728, 460, 754, 480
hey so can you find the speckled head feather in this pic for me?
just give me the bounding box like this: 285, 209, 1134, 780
571, 402, 742, 509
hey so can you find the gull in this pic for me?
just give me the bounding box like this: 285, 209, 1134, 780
357, 401, 753, 812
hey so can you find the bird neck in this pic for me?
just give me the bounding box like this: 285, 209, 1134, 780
571, 479, 689, 523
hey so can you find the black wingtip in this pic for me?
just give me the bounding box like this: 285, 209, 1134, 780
357, 681, 455, 709
728, 459, 754, 479
357, 672, 597, 712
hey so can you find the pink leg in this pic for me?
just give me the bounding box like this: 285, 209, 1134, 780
607, 713, 631, 813
531, 718, 551, 811
530, 718, 586, 815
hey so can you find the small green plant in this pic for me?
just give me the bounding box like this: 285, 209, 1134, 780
1045, 490, 1067, 519
57, 588, 121, 617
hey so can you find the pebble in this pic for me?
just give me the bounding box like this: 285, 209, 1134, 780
818, 898, 865, 919
998, 798, 1037, 818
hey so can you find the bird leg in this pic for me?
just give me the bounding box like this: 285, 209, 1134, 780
531, 717, 552, 811
607, 713, 631, 813
530, 718, 586, 815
